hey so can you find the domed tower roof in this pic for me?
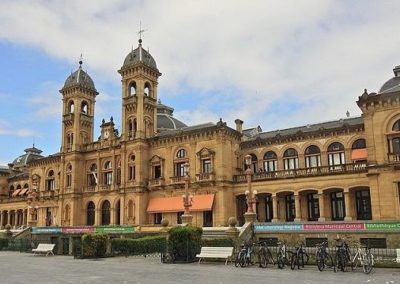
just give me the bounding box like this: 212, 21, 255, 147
11, 146, 43, 169
62, 60, 96, 92
122, 39, 158, 70
156, 101, 187, 131
379, 65, 400, 94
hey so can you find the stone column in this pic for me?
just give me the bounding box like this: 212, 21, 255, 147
294, 194, 302, 222
95, 209, 100, 226
344, 190, 352, 221
272, 194, 279, 222
7, 211, 11, 226
318, 193, 326, 221
14, 211, 18, 228
23, 209, 27, 226
0, 211, 3, 229
110, 207, 115, 225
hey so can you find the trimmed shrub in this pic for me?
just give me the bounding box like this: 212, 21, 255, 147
111, 235, 166, 256
0, 238, 8, 250
168, 226, 203, 262
201, 238, 234, 247
81, 234, 108, 258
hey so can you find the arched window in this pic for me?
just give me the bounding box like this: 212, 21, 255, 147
67, 133, 73, 150
144, 82, 151, 96
352, 139, 366, 149
328, 142, 345, 170
351, 139, 368, 166
129, 81, 137, 96
87, 201, 95, 226
128, 154, 136, 180
283, 148, 298, 170
101, 200, 111, 225
46, 170, 55, 191
388, 120, 400, 161
68, 100, 74, 113
103, 161, 112, 185
87, 163, 97, 186
305, 145, 321, 169
81, 101, 88, 114
174, 149, 188, 177
128, 118, 137, 138
66, 163, 72, 187
392, 119, 400, 132
263, 151, 277, 172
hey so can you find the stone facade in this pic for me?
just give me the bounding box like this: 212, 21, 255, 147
1, 42, 400, 230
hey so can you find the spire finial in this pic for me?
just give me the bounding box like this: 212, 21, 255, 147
79, 53, 83, 67
137, 21, 146, 44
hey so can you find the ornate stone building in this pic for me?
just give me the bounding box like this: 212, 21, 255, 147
1, 40, 400, 230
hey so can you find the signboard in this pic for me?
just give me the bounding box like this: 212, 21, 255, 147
63, 226, 95, 234
254, 222, 400, 233
32, 227, 62, 234
95, 226, 135, 234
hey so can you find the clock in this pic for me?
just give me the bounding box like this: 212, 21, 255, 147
104, 130, 110, 139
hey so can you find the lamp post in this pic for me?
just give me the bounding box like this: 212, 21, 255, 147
244, 154, 258, 223
181, 162, 193, 225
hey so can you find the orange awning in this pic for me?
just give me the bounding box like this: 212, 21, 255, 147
12, 189, 22, 197
19, 188, 29, 196
147, 194, 215, 213
351, 148, 368, 161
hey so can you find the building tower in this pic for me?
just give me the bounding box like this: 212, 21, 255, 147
118, 39, 161, 140
60, 60, 98, 152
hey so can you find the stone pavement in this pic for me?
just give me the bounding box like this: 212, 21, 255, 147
0, 251, 399, 284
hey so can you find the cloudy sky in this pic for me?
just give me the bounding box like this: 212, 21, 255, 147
0, 0, 399, 165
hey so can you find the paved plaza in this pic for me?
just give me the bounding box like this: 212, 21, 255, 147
0, 251, 399, 284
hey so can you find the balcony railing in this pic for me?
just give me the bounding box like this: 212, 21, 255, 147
196, 173, 215, 182
233, 163, 368, 182
148, 178, 165, 187
388, 153, 400, 163
170, 176, 185, 184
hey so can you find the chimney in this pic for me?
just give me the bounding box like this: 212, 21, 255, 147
234, 119, 243, 134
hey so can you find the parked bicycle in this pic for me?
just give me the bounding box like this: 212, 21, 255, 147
257, 241, 275, 268
276, 241, 292, 269
291, 242, 309, 270
334, 238, 351, 272
349, 242, 374, 274
235, 242, 254, 268
315, 240, 336, 272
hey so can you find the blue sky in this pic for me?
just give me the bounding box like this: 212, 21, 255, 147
1, 0, 400, 165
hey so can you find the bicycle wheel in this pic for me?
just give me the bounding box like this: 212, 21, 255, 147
267, 249, 275, 265
325, 253, 335, 271
234, 252, 242, 267
316, 252, 324, 272
277, 254, 284, 269
362, 253, 373, 274
239, 252, 247, 267
290, 254, 298, 270
258, 251, 268, 268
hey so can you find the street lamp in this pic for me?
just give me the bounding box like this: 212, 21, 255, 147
181, 162, 193, 225
244, 154, 258, 222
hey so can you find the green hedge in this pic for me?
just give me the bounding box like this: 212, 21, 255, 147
168, 226, 203, 262
81, 234, 108, 258
111, 235, 166, 256
201, 238, 234, 247
0, 238, 8, 250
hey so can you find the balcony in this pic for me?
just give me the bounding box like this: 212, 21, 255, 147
233, 163, 368, 182
84, 186, 96, 193
40, 190, 55, 199
170, 176, 185, 184
99, 185, 112, 191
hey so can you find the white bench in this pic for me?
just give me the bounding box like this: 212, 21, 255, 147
196, 247, 234, 265
32, 243, 56, 256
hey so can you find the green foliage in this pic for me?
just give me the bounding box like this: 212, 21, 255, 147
168, 226, 203, 262
201, 238, 234, 247
111, 235, 166, 256
0, 238, 8, 250
81, 234, 108, 258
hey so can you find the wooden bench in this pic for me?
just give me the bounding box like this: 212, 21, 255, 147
196, 247, 234, 265
32, 243, 56, 256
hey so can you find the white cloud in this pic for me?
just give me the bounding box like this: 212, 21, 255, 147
0, 120, 36, 137
0, 0, 400, 131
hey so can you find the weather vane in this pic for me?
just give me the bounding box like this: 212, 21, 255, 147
138, 21, 147, 41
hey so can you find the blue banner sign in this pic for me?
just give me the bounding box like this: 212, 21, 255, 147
254, 224, 303, 232
32, 227, 62, 234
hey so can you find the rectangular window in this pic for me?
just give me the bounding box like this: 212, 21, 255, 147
154, 165, 162, 179
305, 238, 328, 247
202, 159, 212, 173
104, 172, 112, 185
177, 211, 184, 224
66, 174, 72, 187
356, 189, 372, 220
285, 194, 295, 222
203, 211, 213, 227
331, 191, 345, 221
307, 193, 320, 221
306, 155, 321, 168
175, 162, 185, 177
264, 160, 277, 172
129, 166, 135, 180
88, 173, 97, 186
360, 238, 387, 249
329, 152, 345, 170
154, 213, 162, 225
264, 195, 273, 222
284, 158, 298, 170
47, 179, 55, 191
